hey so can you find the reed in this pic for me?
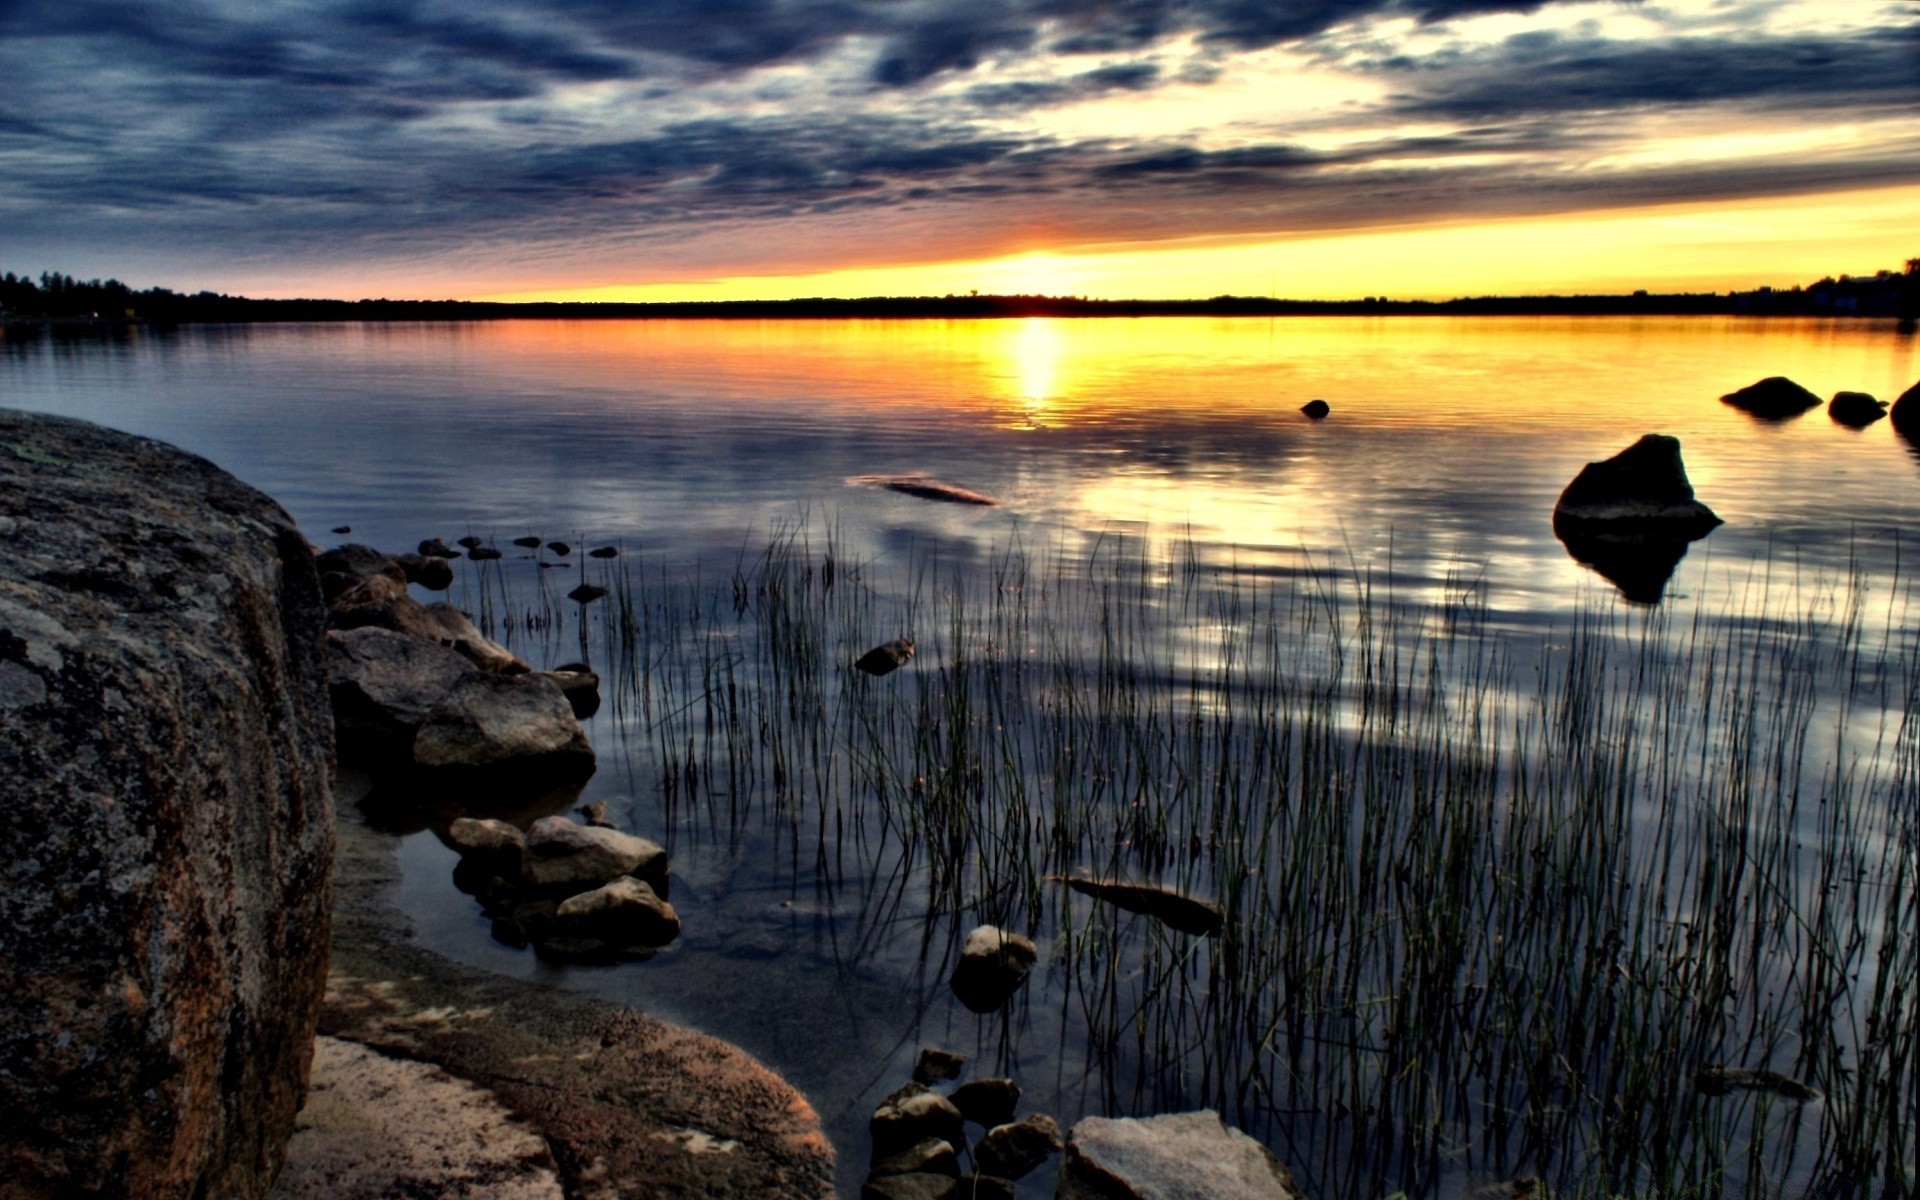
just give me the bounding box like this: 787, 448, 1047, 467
484, 524, 1918, 1197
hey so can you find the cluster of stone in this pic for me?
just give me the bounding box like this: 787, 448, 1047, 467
447, 813, 680, 963
861, 1048, 1061, 1200
318, 543, 600, 783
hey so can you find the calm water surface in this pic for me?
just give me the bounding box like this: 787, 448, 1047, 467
7, 317, 1918, 1197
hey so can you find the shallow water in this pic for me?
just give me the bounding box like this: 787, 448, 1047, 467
7, 316, 1918, 1197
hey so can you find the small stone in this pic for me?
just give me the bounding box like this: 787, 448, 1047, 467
913, 1047, 966, 1085
1055, 874, 1225, 936
523, 816, 667, 894
949, 1079, 1020, 1129
446, 817, 525, 874
588, 546, 619, 558
543, 664, 601, 719
568, 584, 608, 604
457, 535, 484, 550
395, 553, 454, 591
1300, 399, 1329, 418
467, 546, 503, 561
513, 535, 543, 548
856, 637, 915, 677
547, 541, 572, 556
869, 1137, 959, 1179
871, 1083, 966, 1162
1829, 390, 1887, 427
972, 1114, 1061, 1180
949, 926, 1036, 1013
578, 800, 612, 827
331, 524, 351, 533
418, 538, 458, 559
550, 876, 680, 948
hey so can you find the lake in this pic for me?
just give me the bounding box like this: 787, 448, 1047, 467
6, 316, 1918, 1198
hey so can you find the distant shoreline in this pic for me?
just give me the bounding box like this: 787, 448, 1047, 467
3, 291, 1916, 329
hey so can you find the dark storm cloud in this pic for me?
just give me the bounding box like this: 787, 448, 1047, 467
1372, 28, 1920, 118
1, 0, 1914, 279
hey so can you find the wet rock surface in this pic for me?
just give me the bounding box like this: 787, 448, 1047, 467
1056, 875, 1224, 936
0, 409, 333, 1199
1058, 1111, 1304, 1200
971, 1114, 1062, 1180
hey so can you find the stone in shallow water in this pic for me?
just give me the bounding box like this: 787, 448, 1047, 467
949, 926, 1036, 1013
1055, 875, 1224, 936
949, 1079, 1020, 1129
412, 673, 596, 778
1720, 375, 1821, 418
869, 1136, 959, 1179
1058, 1111, 1304, 1200
856, 637, 915, 676
913, 1046, 966, 1085
1828, 390, 1887, 427
522, 816, 667, 894
870, 1083, 966, 1163
1551, 434, 1721, 604
1300, 399, 1330, 418
971, 1113, 1061, 1180
395, 552, 453, 590
548, 875, 680, 948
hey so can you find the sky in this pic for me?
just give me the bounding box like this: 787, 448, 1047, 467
1, 0, 1915, 301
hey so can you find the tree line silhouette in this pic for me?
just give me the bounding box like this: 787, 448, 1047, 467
4, 260, 1915, 325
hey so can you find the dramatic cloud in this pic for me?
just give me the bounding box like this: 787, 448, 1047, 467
1, 0, 1913, 290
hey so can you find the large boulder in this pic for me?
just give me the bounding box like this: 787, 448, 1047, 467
1891, 378, 1920, 436
1720, 375, 1821, 418
1057, 1111, 1303, 1200
0, 410, 334, 1199
1551, 434, 1721, 604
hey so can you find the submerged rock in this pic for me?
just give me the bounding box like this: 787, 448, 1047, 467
972, 1114, 1062, 1180
1, 409, 332, 1200
1054, 874, 1225, 936
1829, 390, 1887, 427
467, 546, 503, 561
853, 475, 999, 506
861, 1174, 959, 1200
856, 637, 916, 677
869, 1136, 960, 1179
950, 1079, 1020, 1129
1300, 399, 1330, 419
1720, 375, 1822, 418
913, 1047, 966, 1085
1694, 1066, 1817, 1100
1058, 1111, 1304, 1200
949, 926, 1037, 1013
870, 1084, 966, 1163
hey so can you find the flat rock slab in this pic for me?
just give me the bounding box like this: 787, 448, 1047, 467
325, 803, 833, 1199
271, 1036, 564, 1200
1058, 1111, 1303, 1200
